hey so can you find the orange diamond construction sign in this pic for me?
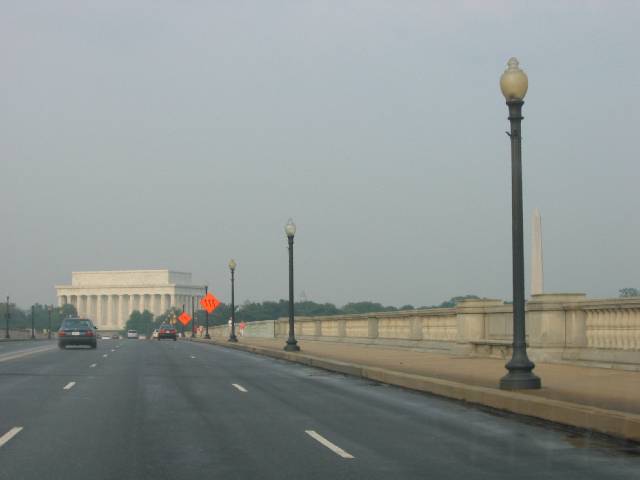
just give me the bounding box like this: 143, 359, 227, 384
200, 292, 221, 314
178, 312, 192, 326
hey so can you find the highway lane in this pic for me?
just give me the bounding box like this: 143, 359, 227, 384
0, 339, 57, 358
0, 338, 638, 480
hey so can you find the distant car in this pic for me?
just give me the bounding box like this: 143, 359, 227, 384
58, 318, 97, 349
127, 330, 139, 339
111, 334, 119, 340
152, 330, 158, 339
157, 324, 177, 341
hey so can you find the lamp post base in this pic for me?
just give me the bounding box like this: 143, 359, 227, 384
228, 335, 238, 342
204, 334, 211, 340
500, 370, 541, 390
284, 340, 300, 352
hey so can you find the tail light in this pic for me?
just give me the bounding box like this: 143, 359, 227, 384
85, 330, 94, 337
58, 331, 65, 337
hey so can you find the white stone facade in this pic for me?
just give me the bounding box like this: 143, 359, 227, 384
55, 270, 205, 330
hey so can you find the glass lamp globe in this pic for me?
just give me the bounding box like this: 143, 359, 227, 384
284, 218, 296, 237
500, 57, 528, 101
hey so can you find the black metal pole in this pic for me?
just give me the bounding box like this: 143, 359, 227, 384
31, 305, 35, 339
204, 286, 210, 339
48, 305, 52, 340
500, 100, 541, 390
181, 304, 185, 337
191, 296, 196, 338
284, 235, 300, 351
228, 268, 238, 342
5, 296, 10, 339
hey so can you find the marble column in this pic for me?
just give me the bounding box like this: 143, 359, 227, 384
119, 295, 126, 326
107, 295, 114, 327
109, 295, 120, 328
161, 294, 167, 315
153, 294, 160, 315
87, 295, 96, 322
96, 295, 103, 326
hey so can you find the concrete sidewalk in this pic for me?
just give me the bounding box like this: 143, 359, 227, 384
193, 335, 640, 442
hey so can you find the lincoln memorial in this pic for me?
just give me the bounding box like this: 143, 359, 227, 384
55, 270, 205, 329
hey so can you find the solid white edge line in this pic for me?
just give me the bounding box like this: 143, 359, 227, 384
232, 383, 248, 393
305, 430, 354, 459
0, 345, 56, 363
63, 381, 76, 390
0, 427, 23, 448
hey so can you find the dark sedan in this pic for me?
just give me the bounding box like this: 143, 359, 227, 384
157, 324, 177, 341
58, 318, 97, 349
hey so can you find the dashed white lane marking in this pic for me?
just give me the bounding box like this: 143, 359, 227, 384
63, 382, 76, 391
305, 430, 354, 459
190, 355, 196, 359
232, 384, 247, 393
111, 349, 115, 352
89, 363, 97, 368
0, 427, 23, 448
102, 354, 108, 358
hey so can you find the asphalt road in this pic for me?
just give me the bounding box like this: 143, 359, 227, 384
0, 339, 638, 480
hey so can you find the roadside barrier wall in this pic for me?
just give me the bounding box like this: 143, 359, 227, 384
228, 295, 640, 370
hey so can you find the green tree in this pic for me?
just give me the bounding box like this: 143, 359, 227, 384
341, 302, 397, 315
619, 288, 640, 298
123, 310, 155, 337
436, 295, 480, 308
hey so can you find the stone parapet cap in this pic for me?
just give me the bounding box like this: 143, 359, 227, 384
579, 298, 640, 310
56, 284, 206, 290
526, 293, 587, 311
455, 299, 505, 313
282, 308, 457, 323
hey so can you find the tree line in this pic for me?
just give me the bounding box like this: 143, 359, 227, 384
0, 303, 78, 332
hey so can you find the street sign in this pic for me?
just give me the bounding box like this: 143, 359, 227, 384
200, 292, 221, 314
178, 312, 192, 326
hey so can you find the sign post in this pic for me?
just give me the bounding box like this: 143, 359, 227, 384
178, 310, 191, 330
191, 297, 196, 338
199, 287, 221, 340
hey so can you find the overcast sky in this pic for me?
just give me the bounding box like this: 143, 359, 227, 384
1, 1, 638, 309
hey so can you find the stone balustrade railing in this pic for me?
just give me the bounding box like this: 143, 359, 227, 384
583, 301, 640, 350
223, 294, 640, 370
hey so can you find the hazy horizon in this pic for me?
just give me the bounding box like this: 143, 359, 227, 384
2, 1, 638, 309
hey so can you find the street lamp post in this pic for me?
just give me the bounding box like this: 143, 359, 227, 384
47, 305, 52, 340
499, 57, 541, 390
228, 259, 238, 342
31, 305, 35, 340
283, 219, 300, 352
204, 286, 210, 339
5, 296, 10, 339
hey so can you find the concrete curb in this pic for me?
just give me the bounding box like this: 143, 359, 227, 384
191, 338, 640, 443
